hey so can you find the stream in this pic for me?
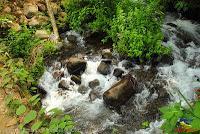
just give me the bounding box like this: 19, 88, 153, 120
39, 14, 200, 134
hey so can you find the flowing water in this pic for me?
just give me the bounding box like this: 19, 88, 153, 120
39, 14, 200, 134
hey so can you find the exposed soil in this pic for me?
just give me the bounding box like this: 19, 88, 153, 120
0, 90, 19, 134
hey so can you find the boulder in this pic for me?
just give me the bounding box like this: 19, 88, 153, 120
66, 57, 87, 75
37, 3, 46, 12
67, 35, 77, 44
52, 70, 64, 80
102, 49, 112, 59
89, 90, 101, 102
97, 60, 111, 75
71, 75, 81, 85
58, 80, 69, 90
113, 68, 124, 78
28, 16, 49, 26
35, 30, 49, 39
103, 75, 137, 108
23, 3, 38, 19
78, 85, 89, 94
89, 79, 100, 89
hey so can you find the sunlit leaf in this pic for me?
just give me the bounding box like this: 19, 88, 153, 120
16, 105, 26, 116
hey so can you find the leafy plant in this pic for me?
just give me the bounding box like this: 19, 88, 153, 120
108, 0, 170, 60
64, 0, 170, 60
4, 26, 40, 58
160, 101, 200, 133
63, 0, 119, 33
6, 94, 79, 133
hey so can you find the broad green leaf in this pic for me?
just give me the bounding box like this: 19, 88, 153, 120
29, 94, 40, 103
19, 123, 24, 130
38, 108, 45, 116
191, 118, 200, 129
193, 101, 200, 117
49, 108, 63, 117
59, 122, 66, 129
32, 98, 40, 106
16, 105, 26, 116
31, 121, 43, 132
5, 95, 13, 105
23, 110, 37, 124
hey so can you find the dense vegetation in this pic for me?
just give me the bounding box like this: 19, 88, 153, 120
63, 0, 170, 60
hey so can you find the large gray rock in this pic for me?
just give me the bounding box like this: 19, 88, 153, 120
66, 57, 87, 75
103, 75, 137, 108
97, 60, 111, 75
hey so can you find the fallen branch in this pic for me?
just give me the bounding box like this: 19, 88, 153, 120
45, 0, 59, 41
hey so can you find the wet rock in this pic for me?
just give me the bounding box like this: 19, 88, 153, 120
122, 61, 134, 69
71, 75, 81, 85
97, 60, 111, 75
89, 90, 101, 102
159, 54, 174, 65
35, 30, 49, 39
67, 35, 77, 44
52, 62, 62, 70
66, 57, 87, 75
58, 79, 69, 90
103, 75, 137, 108
52, 70, 64, 80
102, 49, 112, 59
89, 79, 100, 89
113, 68, 124, 78
78, 85, 89, 94
23, 3, 38, 19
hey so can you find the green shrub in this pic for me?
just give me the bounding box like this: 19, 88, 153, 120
108, 0, 170, 60
160, 101, 200, 133
64, 0, 170, 60
30, 41, 56, 80
6, 95, 79, 133
63, 0, 119, 33
5, 26, 40, 58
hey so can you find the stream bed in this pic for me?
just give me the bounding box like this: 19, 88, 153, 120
39, 14, 200, 134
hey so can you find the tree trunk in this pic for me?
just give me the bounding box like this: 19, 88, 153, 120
45, 0, 59, 41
